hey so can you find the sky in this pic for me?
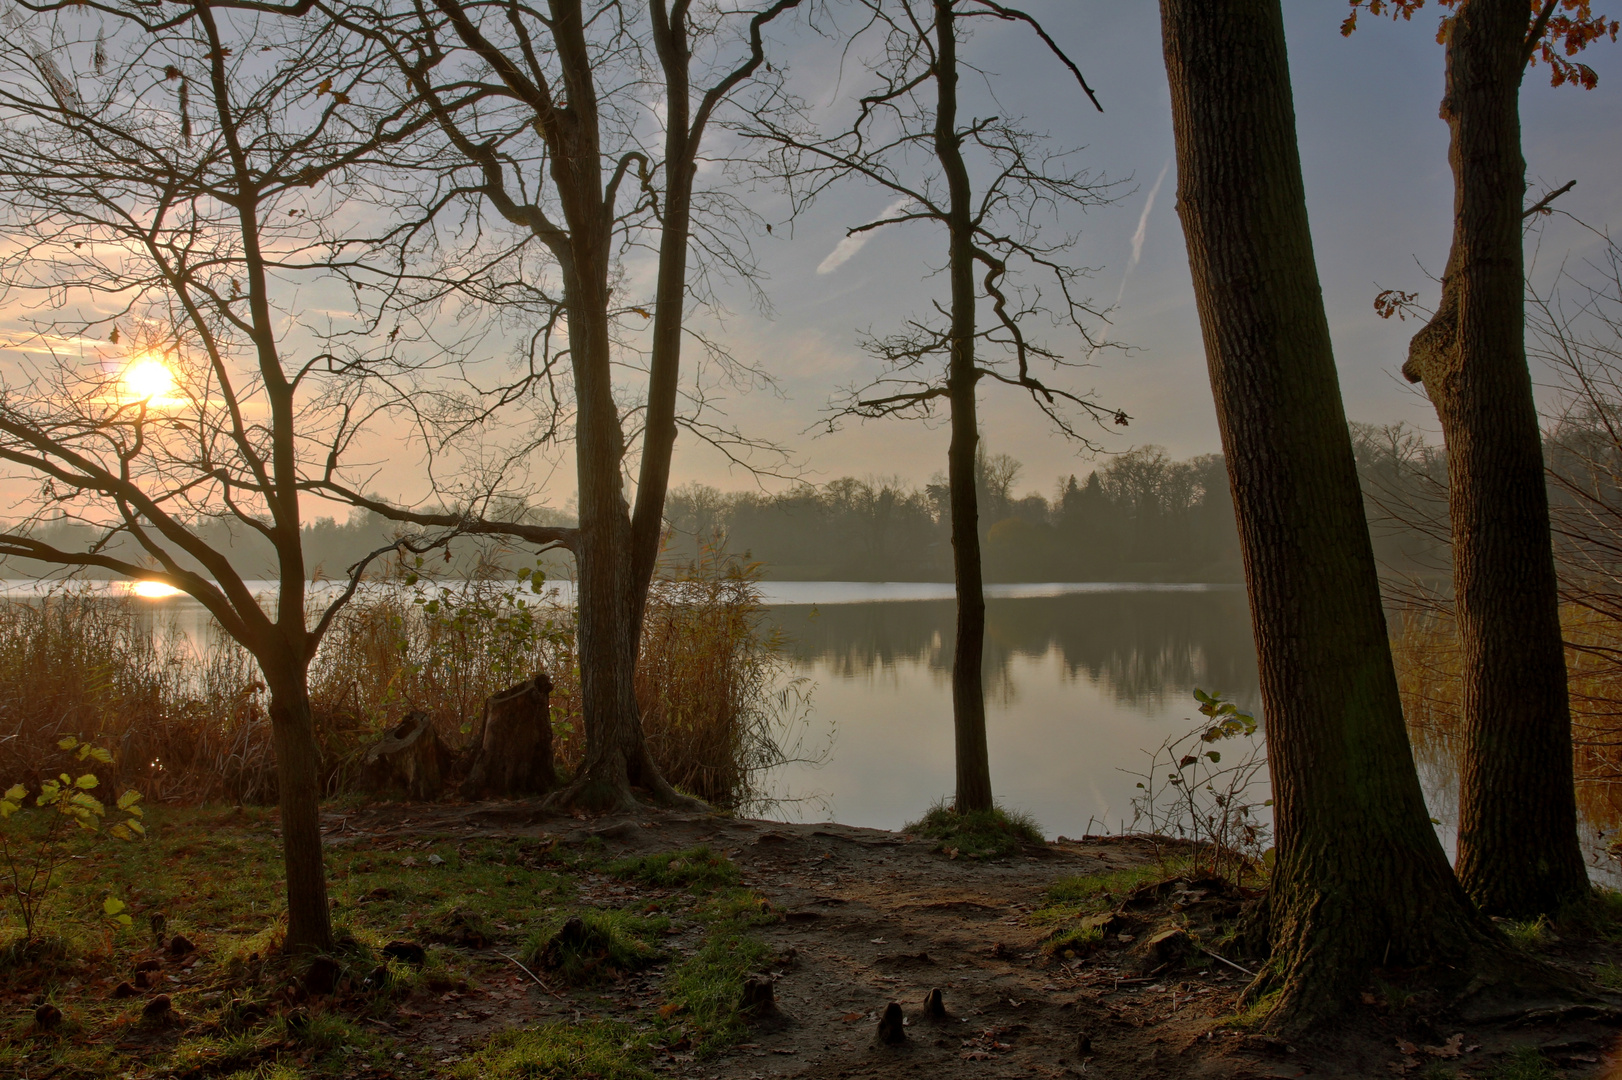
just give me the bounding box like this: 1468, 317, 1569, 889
657, 1, 1622, 504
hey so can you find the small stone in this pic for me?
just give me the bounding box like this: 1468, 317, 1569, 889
34, 1003, 62, 1030
111, 981, 138, 999
876, 1001, 907, 1045
922, 988, 947, 1020
382, 940, 427, 967
167, 933, 196, 956
142, 994, 172, 1021
303, 956, 342, 996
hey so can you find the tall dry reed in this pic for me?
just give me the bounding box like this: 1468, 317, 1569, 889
1391, 603, 1622, 827
0, 554, 798, 810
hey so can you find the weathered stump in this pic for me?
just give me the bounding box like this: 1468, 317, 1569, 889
362, 711, 449, 800
461, 673, 556, 799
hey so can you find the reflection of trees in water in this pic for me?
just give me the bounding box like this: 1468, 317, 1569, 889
768, 591, 1259, 711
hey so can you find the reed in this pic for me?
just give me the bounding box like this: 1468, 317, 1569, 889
1390, 602, 1622, 827
0, 552, 799, 811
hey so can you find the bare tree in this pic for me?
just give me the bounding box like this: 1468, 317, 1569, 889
304, 0, 809, 810
746, 0, 1123, 815
0, 0, 461, 951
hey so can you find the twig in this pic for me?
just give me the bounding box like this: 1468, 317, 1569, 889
1524, 179, 1576, 219
498, 950, 565, 999
1199, 946, 1255, 978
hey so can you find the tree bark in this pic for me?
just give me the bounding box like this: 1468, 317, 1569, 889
265, 672, 334, 953
461, 674, 557, 798
1401, 0, 1587, 918
1160, 0, 1496, 1029
936, 0, 993, 815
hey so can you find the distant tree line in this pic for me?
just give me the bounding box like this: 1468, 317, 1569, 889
662, 446, 1243, 582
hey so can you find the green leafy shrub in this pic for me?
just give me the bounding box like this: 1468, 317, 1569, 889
1, 736, 142, 943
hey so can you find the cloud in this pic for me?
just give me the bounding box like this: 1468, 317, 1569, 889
817, 196, 915, 275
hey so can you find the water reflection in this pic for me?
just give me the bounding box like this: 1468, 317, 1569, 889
768, 587, 1260, 712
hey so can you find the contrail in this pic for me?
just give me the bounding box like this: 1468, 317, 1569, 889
817, 196, 915, 275
1093, 159, 1170, 357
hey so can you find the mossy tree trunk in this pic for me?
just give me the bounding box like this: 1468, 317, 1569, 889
1159, 0, 1497, 1029
1400, 0, 1587, 918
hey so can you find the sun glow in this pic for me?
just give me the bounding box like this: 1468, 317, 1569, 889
123, 355, 178, 402
130, 580, 182, 599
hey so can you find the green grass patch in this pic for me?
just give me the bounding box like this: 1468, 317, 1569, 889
1501, 915, 1551, 949
1490, 1046, 1557, 1080
691, 887, 779, 927
903, 801, 1044, 860
455, 1022, 653, 1080
605, 846, 740, 891
1041, 922, 1104, 960
663, 927, 773, 1055
522, 909, 667, 985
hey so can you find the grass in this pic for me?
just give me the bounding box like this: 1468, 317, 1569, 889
1490, 1046, 1558, 1080
903, 800, 1044, 859
453, 1023, 653, 1080
605, 845, 741, 891
521, 909, 668, 985
1501, 915, 1552, 949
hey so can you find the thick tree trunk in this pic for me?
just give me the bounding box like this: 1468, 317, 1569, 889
936, 0, 993, 814
461, 675, 557, 798
265, 673, 334, 953
1402, 0, 1586, 918
1160, 0, 1496, 1029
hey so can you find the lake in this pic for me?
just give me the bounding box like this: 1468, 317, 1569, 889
751, 582, 1264, 838
7, 576, 1615, 882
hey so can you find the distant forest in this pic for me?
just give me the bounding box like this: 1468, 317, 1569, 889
3, 420, 1594, 587
664, 427, 1466, 584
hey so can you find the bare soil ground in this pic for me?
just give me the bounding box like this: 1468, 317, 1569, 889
319, 800, 1622, 1080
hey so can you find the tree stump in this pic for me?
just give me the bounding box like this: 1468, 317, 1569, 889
362, 711, 449, 800
460, 673, 557, 799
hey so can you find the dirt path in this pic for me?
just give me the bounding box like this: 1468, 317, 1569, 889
323, 801, 1622, 1080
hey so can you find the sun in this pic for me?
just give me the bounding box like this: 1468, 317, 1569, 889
130, 580, 182, 599
123, 355, 177, 402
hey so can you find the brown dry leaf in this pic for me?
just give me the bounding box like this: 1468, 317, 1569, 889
1421, 1034, 1464, 1059
840, 1012, 863, 1022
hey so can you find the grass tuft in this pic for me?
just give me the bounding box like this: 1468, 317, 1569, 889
522, 909, 666, 985
664, 928, 774, 1055
1489, 1046, 1557, 1080
605, 845, 740, 891
904, 801, 1043, 859
455, 1023, 653, 1080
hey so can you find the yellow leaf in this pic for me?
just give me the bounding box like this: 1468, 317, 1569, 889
117, 913, 132, 926
126, 820, 145, 836
58, 736, 78, 750
0, 802, 17, 819
103, 896, 126, 916
117, 790, 142, 810
110, 823, 132, 841
316, 77, 333, 95
76, 773, 99, 790
89, 747, 113, 764
4, 783, 25, 802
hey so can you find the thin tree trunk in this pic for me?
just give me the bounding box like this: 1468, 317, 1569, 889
1160, 0, 1496, 1029
265, 670, 333, 953
936, 0, 993, 814
1402, 0, 1587, 918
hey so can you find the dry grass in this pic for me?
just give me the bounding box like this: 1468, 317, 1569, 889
0, 552, 797, 810
1391, 603, 1622, 827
